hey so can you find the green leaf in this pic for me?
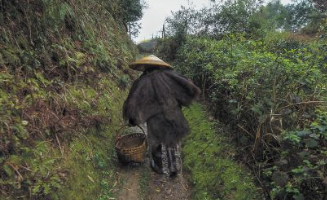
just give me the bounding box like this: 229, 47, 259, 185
291, 167, 304, 174
314, 125, 327, 132
228, 99, 237, 103
296, 130, 311, 137
297, 151, 310, 159
32, 184, 40, 194
293, 193, 305, 200
8, 155, 21, 164
251, 104, 262, 115
303, 138, 318, 148
3, 164, 13, 176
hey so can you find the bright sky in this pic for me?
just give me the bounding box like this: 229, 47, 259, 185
134, 0, 293, 43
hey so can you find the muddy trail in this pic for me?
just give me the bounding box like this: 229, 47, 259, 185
115, 125, 192, 200
116, 159, 191, 200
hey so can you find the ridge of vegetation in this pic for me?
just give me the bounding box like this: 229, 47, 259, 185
0, 0, 144, 199
175, 34, 327, 199
153, 0, 327, 199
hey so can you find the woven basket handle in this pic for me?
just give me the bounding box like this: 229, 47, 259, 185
136, 124, 146, 136
116, 124, 146, 139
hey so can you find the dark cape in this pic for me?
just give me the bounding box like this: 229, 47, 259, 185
123, 69, 201, 147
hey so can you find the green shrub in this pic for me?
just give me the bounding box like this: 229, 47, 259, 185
174, 34, 327, 199
183, 103, 262, 200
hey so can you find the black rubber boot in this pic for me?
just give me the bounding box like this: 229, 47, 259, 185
167, 148, 178, 177
151, 145, 164, 174
150, 159, 163, 174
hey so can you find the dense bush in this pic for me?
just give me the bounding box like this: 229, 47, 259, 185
174, 34, 327, 199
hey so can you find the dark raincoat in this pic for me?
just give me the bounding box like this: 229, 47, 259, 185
123, 68, 201, 147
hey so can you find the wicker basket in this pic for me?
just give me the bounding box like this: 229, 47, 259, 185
115, 132, 147, 164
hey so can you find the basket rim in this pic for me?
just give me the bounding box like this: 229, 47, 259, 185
118, 132, 146, 138
115, 133, 147, 151
115, 141, 146, 151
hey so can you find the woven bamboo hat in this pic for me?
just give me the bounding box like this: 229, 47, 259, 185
129, 55, 172, 71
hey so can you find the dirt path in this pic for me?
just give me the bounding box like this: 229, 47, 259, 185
146, 170, 191, 200
116, 165, 142, 200
116, 125, 192, 200
116, 160, 192, 200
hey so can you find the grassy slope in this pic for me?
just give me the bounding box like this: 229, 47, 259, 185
56, 82, 128, 200
183, 103, 263, 200
0, 1, 136, 199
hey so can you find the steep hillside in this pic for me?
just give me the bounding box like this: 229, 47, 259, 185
0, 0, 140, 199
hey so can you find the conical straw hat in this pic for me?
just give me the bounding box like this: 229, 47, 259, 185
129, 55, 172, 71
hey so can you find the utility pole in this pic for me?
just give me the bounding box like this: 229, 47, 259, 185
159, 24, 166, 39
162, 24, 165, 39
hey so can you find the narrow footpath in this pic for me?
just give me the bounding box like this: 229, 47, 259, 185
115, 125, 192, 200
114, 103, 263, 200
116, 159, 191, 200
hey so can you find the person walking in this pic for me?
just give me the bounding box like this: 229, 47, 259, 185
123, 55, 200, 177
